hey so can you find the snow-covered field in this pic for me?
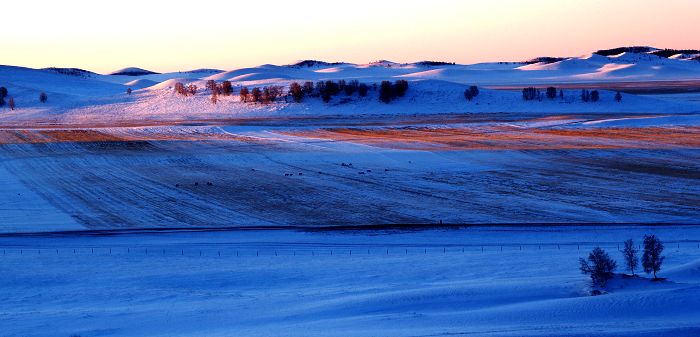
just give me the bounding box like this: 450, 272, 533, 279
1, 47, 700, 336
2, 226, 700, 337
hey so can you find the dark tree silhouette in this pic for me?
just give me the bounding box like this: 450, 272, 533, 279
321, 90, 332, 103
239, 87, 250, 103
581, 89, 591, 102
393, 80, 409, 97
522, 87, 540, 101
39, 92, 48, 103
251, 87, 262, 103
0, 87, 8, 100
302, 82, 314, 96
559, 89, 564, 100
615, 91, 622, 102
206, 80, 217, 92
546, 87, 557, 99
289, 82, 304, 103
464, 89, 474, 101
591, 90, 600, 102
469, 85, 479, 98
642, 235, 665, 279
358, 83, 369, 97
623, 239, 639, 276
579, 247, 617, 287
379, 81, 393, 103
344, 80, 359, 96
222, 81, 233, 96
127, 88, 133, 95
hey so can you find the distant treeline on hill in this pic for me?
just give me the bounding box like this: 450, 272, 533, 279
172, 79, 410, 104
594, 46, 700, 58
42, 67, 96, 78
523, 57, 567, 65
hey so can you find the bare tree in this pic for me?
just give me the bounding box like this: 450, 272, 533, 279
174, 82, 187, 95
239, 87, 250, 103
8, 97, 15, 110
222, 81, 233, 96
251, 88, 262, 103
188, 84, 198, 96
642, 235, 665, 279
615, 91, 622, 102
622, 239, 639, 276
289, 82, 304, 103
579, 247, 617, 287
206, 80, 217, 92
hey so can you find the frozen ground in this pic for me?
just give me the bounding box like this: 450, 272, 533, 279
1, 112, 699, 232
1, 226, 700, 337
1, 49, 700, 336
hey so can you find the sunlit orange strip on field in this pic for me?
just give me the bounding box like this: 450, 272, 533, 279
280, 126, 700, 151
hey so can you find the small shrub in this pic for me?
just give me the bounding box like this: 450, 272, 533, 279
127, 88, 133, 95
464, 89, 474, 101
39, 92, 48, 103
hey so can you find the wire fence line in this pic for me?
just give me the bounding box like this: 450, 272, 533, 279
1, 241, 698, 259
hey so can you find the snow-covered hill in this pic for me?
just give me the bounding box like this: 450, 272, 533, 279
1, 47, 700, 124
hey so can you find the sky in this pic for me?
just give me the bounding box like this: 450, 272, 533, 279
2, 0, 699, 73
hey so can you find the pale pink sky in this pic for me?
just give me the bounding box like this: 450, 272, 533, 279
2, 0, 699, 73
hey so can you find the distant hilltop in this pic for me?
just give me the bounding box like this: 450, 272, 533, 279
109, 67, 160, 76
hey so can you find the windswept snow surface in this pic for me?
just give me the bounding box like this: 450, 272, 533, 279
1, 226, 700, 337
1, 50, 700, 336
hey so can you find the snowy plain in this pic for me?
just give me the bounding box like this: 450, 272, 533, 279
1, 48, 700, 336
2, 226, 700, 337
